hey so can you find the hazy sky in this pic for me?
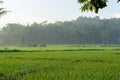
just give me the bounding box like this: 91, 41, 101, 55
0, 0, 120, 27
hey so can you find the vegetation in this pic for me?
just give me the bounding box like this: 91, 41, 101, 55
78, 0, 120, 13
0, 0, 119, 80
0, 0, 7, 17
0, 45, 120, 80
0, 16, 120, 46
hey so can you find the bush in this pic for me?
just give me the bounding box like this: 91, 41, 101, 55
39, 43, 47, 47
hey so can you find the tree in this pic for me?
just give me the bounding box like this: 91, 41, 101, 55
87, 25, 97, 45
101, 30, 109, 45
78, 0, 120, 13
72, 29, 81, 44
0, 1, 7, 17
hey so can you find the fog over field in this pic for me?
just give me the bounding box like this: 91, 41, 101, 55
0, 16, 120, 46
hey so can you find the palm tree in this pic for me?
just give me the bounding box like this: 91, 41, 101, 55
0, 8, 7, 16
0, 1, 7, 17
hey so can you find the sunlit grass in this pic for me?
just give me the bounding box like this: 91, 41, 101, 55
0, 45, 120, 80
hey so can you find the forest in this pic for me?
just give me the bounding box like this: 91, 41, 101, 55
0, 16, 120, 46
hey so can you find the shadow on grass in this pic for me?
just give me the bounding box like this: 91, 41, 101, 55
0, 48, 120, 53
0, 49, 107, 52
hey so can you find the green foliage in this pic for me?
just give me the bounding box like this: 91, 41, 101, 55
78, 0, 119, 13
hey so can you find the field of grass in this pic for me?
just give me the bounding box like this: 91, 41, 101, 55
0, 45, 120, 80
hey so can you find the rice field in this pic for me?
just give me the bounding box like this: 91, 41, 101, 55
0, 45, 120, 80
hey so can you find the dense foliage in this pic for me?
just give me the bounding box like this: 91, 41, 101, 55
0, 16, 120, 46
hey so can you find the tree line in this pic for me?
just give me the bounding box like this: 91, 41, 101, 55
0, 16, 120, 46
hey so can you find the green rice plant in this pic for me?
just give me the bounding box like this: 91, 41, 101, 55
0, 46, 120, 80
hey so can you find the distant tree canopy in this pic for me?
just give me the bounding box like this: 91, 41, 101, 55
0, 0, 7, 17
78, 0, 120, 13
0, 16, 120, 45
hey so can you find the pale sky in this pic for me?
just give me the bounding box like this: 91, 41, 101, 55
0, 0, 120, 27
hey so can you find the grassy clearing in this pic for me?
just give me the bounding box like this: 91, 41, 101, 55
0, 46, 120, 80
